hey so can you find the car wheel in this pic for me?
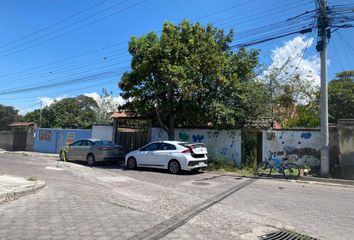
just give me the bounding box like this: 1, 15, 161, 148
168, 160, 181, 174
127, 157, 137, 170
87, 154, 96, 167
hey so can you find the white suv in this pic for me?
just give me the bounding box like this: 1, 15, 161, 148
125, 141, 208, 174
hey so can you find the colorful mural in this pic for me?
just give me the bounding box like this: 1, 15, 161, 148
151, 128, 242, 166
262, 130, 321, 166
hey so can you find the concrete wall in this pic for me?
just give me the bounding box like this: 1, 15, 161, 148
26, 128, 35, 151
33, 128, 92, 153
151, 128, 242, 166
329, 125, 340, 173
92, 125, 113, 141
0, 131, 14, 150
338, 119, 354, 179
262, 129, 321, 167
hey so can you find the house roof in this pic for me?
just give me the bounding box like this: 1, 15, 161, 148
9, 122, 37, 127
111, 112, 147, 119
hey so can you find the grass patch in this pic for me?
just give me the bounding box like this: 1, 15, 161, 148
27, 176, 37, 181
207, 157, 255, 177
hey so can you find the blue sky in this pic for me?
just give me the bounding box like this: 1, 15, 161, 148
0, 0, 353, 113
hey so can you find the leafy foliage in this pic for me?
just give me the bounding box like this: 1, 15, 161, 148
0, 104, 20, 130
285, 93, 320, 128
328, 70, 354, 123
94, 89, 118, 125
119, 20, 263, 139
22, 95, 97, 129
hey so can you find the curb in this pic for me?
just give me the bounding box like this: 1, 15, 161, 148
0, 150, 57, 158
0, 180, 46, 204
207, 171, 354, 188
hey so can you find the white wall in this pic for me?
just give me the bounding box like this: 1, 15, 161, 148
151, 128, 242, 166
262, 130, 321, 166
92, 125, 113, 141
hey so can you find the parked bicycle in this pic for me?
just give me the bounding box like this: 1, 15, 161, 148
256, 151, 300, 179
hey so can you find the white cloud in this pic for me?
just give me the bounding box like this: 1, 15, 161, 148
35, 92, 125, 113
18, 107, 34, 115
83, 92, 100, 102
260, 35, 321, 103
38, 96, 67, 107
84, 92, 126, 111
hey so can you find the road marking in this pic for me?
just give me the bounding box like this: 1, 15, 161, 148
128, 178, 256, 240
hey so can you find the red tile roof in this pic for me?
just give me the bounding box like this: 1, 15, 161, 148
9, 122, 36, 127
110, 112, 144, 119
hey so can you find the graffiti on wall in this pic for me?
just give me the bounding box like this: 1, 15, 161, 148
263, 130, 321, 166
151, 128, 242, 166
39, 130, 51, 142
179, 132, 189, 141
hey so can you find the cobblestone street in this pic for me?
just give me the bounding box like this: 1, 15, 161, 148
1, 153, 354, 240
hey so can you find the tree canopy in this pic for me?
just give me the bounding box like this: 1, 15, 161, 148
328, 70, 354, 123
22, 95, 98, 129
0, 104, 20, 130
119, 20, 263, 139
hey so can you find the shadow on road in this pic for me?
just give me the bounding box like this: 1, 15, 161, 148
65, 160, 204, 176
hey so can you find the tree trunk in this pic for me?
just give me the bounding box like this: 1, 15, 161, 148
167, 118, 175, 140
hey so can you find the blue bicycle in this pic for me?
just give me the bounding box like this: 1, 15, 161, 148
256, 152, 300, 179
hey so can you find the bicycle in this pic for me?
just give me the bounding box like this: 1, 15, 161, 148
256, 151, 300, 179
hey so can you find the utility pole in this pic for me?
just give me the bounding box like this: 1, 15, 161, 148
39, 101, 43, 128
316, 0, 329, 177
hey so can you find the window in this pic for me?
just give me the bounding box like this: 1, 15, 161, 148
71, 141, 83, 146
141, 143, 160, 151
95, 140, 114, 146
39, 130, 51, 142
81, 140, 93, 147
159, 143, 176, 151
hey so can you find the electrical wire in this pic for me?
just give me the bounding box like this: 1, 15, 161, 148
0, 0, 110, 50
0, 0, 310, 80
0, 0, 148, 58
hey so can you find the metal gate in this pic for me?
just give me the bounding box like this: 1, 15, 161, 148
115, 130, 148, 152
13, 131, 27, 151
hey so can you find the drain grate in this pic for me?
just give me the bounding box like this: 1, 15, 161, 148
259, 229, 319, 240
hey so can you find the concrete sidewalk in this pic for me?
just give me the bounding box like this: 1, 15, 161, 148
0, 149, 57, 158
0, 174, 46, 204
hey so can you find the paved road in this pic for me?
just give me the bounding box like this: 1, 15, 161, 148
0, 153, 353, 240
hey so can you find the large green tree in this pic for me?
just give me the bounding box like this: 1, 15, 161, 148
22, 95, 98, 129
119, 20, 262, 139
22, 107, 55, 128
328, 70, 354, 123
0, 104, 20, 130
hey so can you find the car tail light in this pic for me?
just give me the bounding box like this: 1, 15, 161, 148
98, 147, 111, 150
182, 148, 191, 153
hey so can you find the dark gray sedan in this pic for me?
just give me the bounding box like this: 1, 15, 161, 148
60, 139, 125, 166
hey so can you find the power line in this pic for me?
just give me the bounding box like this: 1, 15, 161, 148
331, 32, 346, 70
0, 0, 110, 50
0, 0, 330, 101
0, 63, 129, 94
0, 0, 148, 58
0, 51, 130, 86
0, 70, 123, 95
0, 78, 116, 104
0, 40, 127, 79
0, 0, 310, 80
